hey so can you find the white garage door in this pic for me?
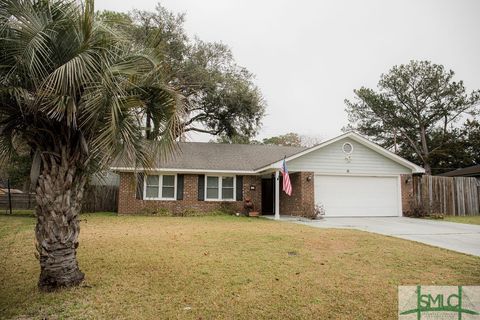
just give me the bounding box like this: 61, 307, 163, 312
314, 175, 400, 217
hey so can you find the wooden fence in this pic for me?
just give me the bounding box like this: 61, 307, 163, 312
0, 185, 118, 213
412, 175, 480, 216
0, 193, 35, 211
82, 185, 118, 213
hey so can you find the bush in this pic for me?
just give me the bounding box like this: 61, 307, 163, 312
174, 208, 200, 217
176, 208, 232, 217
219, 202, 237, 215
304, 204, 326, 220
407, 199, 445, 218
140, 207, 172, 216
138, 207, 232, 217
406, 200, 427, 218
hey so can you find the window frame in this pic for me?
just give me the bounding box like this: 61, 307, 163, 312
143, 174, 177, 200
204, 175, 236, 201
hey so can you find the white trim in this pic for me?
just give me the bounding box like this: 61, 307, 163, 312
311, 172, 400, 177
204, 175, 236, 202
255, 131, 426, 174
143, 173, 177, 201
274, 170, 280, 220
111, 132, 425, 175
111, 167, 256, 174
397, 175, 403, 217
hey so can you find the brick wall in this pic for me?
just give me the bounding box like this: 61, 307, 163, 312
400, 174, 413, 215
244, 175, 262, 213
118, 172, 262, 215
279, 172, 315, 217
120, 171, 411, 218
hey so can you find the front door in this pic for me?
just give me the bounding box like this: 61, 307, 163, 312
261, 178, 274, 214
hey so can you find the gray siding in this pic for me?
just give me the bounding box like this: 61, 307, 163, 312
288, 138, 411, 175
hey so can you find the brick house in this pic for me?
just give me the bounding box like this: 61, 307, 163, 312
112, 132, 424, 218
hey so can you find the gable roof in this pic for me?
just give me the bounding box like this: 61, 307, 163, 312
111, 142, 306, 173
111, 131, 425, 174
439, 165, 480, 177
256, 131, 426, 174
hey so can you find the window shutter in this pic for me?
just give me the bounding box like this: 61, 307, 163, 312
198, 174, 205, 201
236, 175, 243, 201
176, 174, 184, 200
136, 173, 144, 200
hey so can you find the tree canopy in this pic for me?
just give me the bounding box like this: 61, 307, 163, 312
262, 132, 303, 147
99, 5, 266, 142
211, 132, 322, 147
345, 60, 480, 174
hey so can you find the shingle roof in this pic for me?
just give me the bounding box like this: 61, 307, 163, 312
112, 142, 307, 172
438, 165, 480, 177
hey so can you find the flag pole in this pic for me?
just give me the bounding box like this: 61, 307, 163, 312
274, 170, 280, 220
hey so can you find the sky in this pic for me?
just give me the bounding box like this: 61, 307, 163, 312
96, 0, 480, 142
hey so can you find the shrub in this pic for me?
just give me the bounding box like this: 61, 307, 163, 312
175, 208, 235, 217
140, 207, 172, 216
174, 208, 200, 217
219, 202, 237, 215
137, 207, 232, 217
406, 200, 427, 218
407, 199, 445, 218
304, 203, 326, 219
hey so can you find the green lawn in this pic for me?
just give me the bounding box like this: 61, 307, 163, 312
0, 213, 479, 319
443, 215, 480, 225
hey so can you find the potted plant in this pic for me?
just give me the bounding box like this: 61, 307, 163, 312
244, 198, 259, 217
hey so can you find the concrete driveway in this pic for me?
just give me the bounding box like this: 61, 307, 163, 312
281, 216, 480, 256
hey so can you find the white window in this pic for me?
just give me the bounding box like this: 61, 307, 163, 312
206, 176, 219, 199
221, 176, 234, 200
162, 175, 175, 198
144, 174, 176, 200
145, 175, 160, 198
205, 175, 236, 201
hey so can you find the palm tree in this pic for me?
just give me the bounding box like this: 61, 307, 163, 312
0, 0, 184, 291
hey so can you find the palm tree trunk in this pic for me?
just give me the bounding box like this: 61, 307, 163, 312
35, 151, 86, 291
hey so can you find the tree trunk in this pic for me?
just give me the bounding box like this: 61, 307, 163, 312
35, 151, 86, 291
419, 126, 432, 175
423, 162, 431, 175
146, 113, 151, 139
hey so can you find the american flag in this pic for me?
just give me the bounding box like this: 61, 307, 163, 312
281, 158, 292, 196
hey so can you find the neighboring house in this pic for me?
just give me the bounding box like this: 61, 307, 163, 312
111, 132, 425, 218
0, 188, 23, 195
439, 165, 480, 181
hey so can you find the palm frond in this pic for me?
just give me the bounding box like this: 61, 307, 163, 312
0, 0, 187, 176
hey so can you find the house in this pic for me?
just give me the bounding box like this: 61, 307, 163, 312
111, 132, 425, 218
439, 165, 480, 181
0, 188, 24, 195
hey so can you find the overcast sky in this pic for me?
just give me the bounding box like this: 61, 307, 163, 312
97, 0, 480, 142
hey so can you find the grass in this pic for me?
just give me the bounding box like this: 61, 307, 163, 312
443, 215, 480, 225
0, 213, 479, 319
0, 209, 35, 216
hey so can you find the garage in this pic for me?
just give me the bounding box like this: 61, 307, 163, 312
314, 175, 401, 217
263, 132, 425, 219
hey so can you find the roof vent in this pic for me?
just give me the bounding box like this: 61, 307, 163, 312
342, 142, 353, 154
